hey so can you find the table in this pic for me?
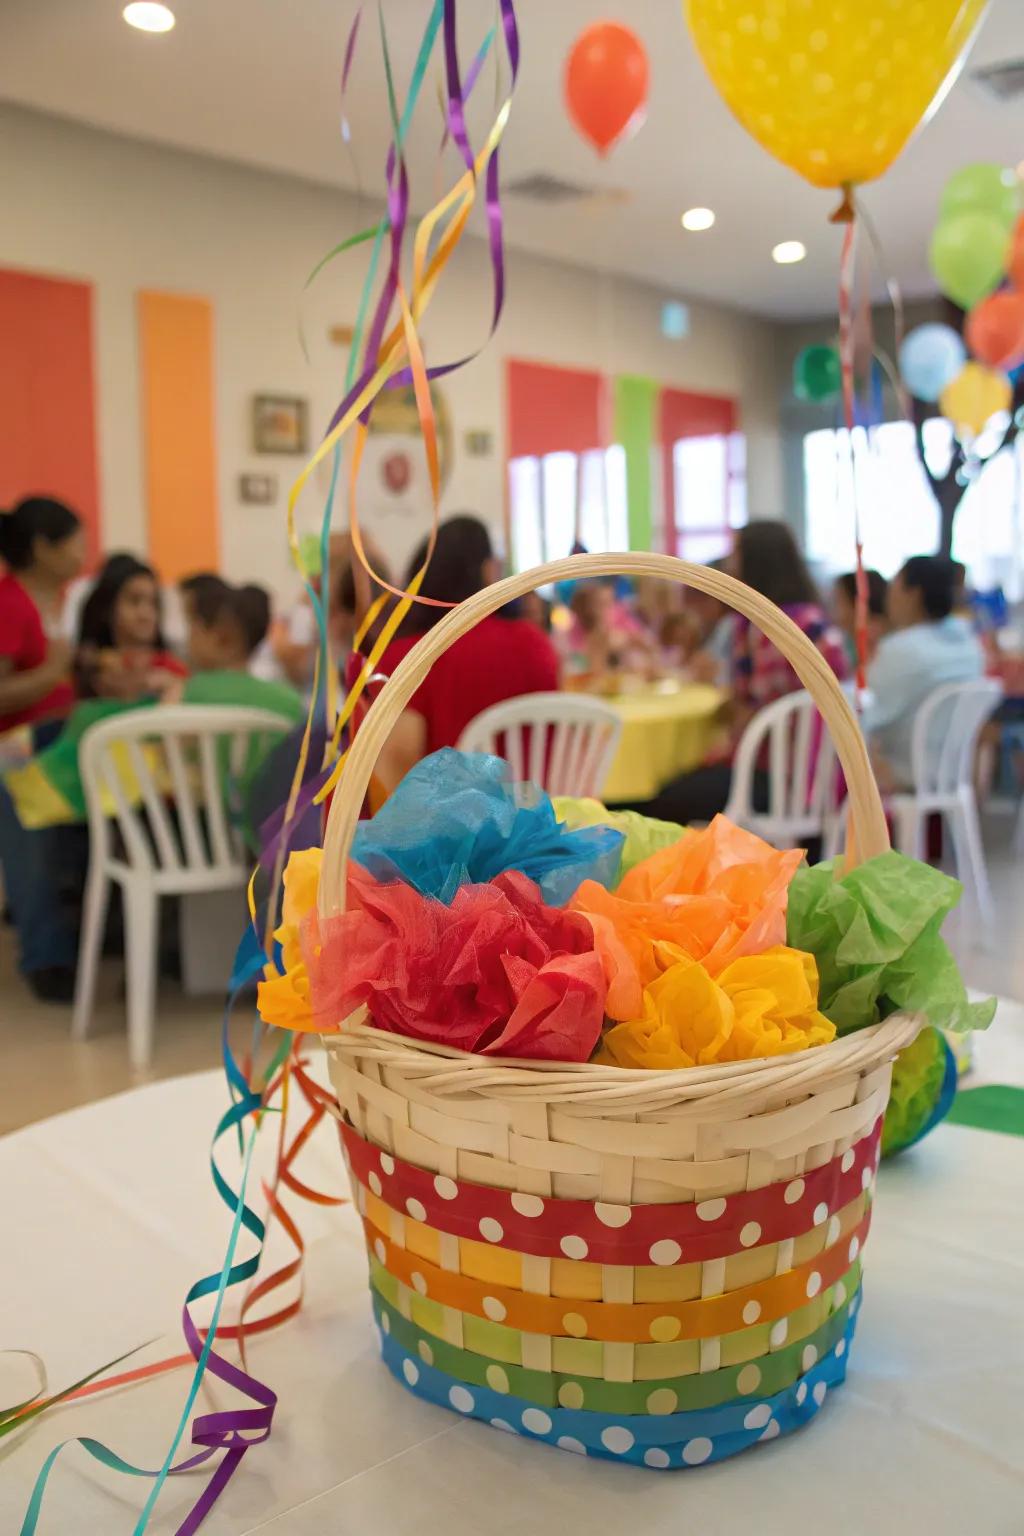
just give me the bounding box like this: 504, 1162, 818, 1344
599, 684, 725, 804
3, 1008, 1024, 1535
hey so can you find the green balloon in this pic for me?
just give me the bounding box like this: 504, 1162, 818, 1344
929, 210, 1009, 310
940, 162, 1020, 234
793, 344, 841, 403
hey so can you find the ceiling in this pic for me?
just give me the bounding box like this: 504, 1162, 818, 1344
2, 0, 1023, 319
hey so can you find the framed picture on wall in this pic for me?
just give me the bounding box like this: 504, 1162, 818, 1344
252, 394, 309, 454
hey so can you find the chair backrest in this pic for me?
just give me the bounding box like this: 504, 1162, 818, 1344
725, 689, 839, 846
456, 691, 623, 799
79, 704, 296, 881
909, 677, 1003, 797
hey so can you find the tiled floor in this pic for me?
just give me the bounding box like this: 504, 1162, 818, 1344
1, 810, 1021, 1134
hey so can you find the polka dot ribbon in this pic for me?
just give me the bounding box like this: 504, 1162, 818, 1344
377, 1298, 861, 1468
338, 1117, 882, 1266
370, 1280, 858, 1416
362, 1206, 872, 1343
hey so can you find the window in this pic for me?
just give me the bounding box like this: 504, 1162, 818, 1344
803, 420, 1023, 592
509, 446, 629, 571
669, 431, 746, 564
803, 422, 939, 577
953, 437, 1024, 598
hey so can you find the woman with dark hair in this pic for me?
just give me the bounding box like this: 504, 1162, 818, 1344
862, 555, 983, 789
639, 521, 849, 823
75, 553, 186, 700
832, 568, 888, 666
0, 496, 85, 736
375, 513, 559, 789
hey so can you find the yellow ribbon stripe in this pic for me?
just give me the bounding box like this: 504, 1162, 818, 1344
362, 1204, 872, 1344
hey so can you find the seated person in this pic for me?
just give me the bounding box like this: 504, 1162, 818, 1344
831, 569, 888, 669
637, 522, 848, 823
862, 556, 984, 790
0, 580, 302, 1001
75, 553, 186, 700
563, 579, 655, 682
674, 560, 734, 685
0, 497, 84, 742
376, 514, 560, 792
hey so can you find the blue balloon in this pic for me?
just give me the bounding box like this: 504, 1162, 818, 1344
898, 324, 966, 403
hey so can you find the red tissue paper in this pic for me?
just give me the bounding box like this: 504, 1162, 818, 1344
306, 866, 606, 1061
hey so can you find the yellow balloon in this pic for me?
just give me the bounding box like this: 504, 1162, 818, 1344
939, 362, 1012, 439
684, 0, 990, 191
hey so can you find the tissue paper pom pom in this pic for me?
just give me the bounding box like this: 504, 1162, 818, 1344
307, 867, 606, 1061
572, 816, 804, 1021
787, 852, 995, 1036
597, 946, 835, 1069
351, 748, 623, 906
257, 847, 323, 1032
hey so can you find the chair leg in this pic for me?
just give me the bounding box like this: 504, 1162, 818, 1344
949, 791, 994, 944
890, 799, 924, 861
124, 887, 159, 1070
71, 867, 111, 1041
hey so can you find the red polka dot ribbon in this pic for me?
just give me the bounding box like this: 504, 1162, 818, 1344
338, 1117, 882, 1266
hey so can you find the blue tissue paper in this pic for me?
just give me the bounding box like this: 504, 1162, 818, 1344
351, 748, 624, 906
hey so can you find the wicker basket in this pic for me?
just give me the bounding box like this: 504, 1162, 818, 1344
319, 553, 921, 1469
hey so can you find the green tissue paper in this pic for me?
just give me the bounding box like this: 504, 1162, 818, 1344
786, 851, 995, 1037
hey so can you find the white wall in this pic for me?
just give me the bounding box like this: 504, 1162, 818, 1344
0, 105, 785, 602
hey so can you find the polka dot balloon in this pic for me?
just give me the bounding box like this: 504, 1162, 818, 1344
684, 0, 989, 192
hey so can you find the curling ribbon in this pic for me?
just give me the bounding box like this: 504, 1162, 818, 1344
18, 6, 522, 1530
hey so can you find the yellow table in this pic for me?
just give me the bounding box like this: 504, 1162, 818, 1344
599, 683, 726, 803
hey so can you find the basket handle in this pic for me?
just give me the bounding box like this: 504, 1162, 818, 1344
318, 552, 888, 916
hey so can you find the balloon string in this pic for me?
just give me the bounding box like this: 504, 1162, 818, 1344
838, 215, 868, 697
854, 191, 911, 423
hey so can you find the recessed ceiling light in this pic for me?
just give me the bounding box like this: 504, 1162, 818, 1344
772, 240, 806, 265
123, 2, 175, 33
681, 207, 715, 232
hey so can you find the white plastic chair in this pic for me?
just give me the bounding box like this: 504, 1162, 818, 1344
723, 690, 842, 849
71, 704, 296, 1067
456, 692, 623, 799
888, 678, 1003, 932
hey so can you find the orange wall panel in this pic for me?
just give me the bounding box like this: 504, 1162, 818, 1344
137, 291, 219, 582
0, 268, 101, 563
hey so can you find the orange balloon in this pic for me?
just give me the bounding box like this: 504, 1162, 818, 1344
564, 22, 649, 156
966, 290, 1024, 371
1010, 215, 1024, 290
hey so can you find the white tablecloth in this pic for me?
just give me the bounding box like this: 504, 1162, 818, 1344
3, 1011, 1024, 1535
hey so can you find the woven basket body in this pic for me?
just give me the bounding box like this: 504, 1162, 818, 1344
317, 553, 920, 1467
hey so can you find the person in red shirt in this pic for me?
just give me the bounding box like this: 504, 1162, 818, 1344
376, 515, 559, 791
74, 553, 187, 700
0, 497, 85, 737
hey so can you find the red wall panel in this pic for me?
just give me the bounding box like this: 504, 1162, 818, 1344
0, 268, 101, 564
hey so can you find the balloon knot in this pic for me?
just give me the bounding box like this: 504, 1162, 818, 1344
829, 187, 856, 225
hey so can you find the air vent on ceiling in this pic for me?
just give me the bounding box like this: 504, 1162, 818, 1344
506, 173, 596, 203
970, 59, 1024, 102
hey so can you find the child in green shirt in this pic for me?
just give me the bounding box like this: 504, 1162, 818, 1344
0, 579, 304, 998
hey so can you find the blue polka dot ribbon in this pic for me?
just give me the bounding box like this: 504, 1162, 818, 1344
377, 1293, 860, 1468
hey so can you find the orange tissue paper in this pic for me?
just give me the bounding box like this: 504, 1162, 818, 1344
598, 945, 836, 1069
571, 815, 805, 1021
306, 866, 606, 1060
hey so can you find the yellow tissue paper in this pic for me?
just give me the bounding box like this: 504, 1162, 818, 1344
257, 847, 323, 1032
598, 945, 835, 1070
